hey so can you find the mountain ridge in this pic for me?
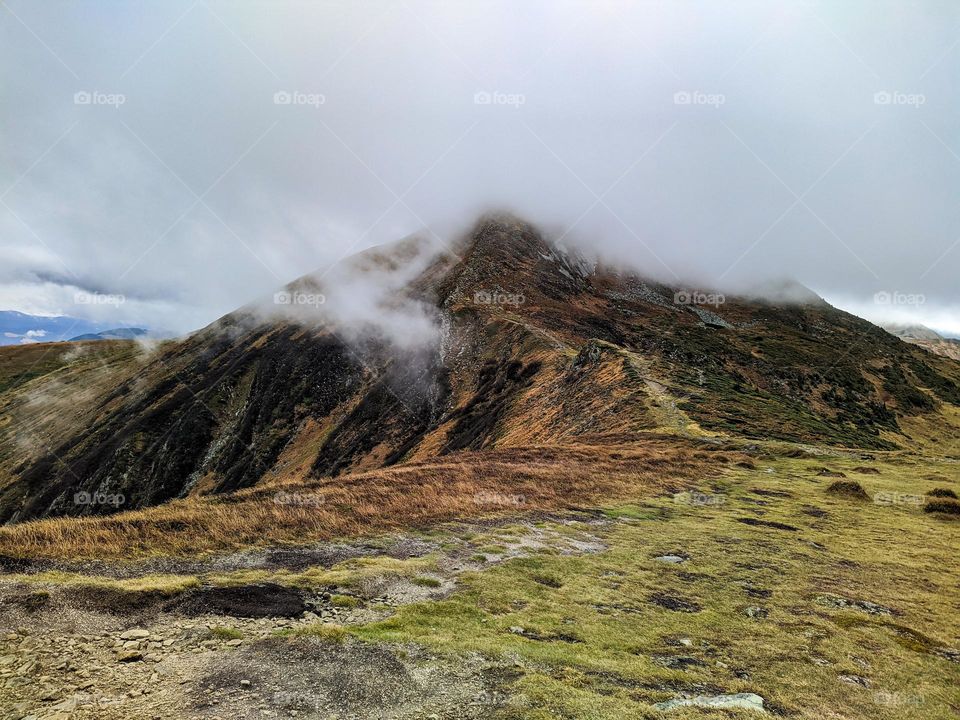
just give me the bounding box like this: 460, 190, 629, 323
0, 215, 958, 523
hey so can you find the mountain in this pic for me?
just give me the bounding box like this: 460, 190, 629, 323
1, 214, 958, 523
883, 322, 960, 361
0, 311, 148, 346
68, 327, 149, 341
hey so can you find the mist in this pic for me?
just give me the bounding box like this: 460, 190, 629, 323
2, 0, 958, 337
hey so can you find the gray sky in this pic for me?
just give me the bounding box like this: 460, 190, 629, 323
2, 0, 958, 336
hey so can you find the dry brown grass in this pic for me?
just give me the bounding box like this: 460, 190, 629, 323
0, 436, 715, 561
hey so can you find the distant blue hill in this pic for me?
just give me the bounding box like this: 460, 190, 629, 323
0, 311, 149, 347
69, 328, 148, 341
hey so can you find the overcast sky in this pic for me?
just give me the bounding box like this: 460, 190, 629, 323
2, 0, 959, 337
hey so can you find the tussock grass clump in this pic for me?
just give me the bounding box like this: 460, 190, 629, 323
209, 626, 243, 640
927, 487, 958, 499
826, 480, 869, 500
411, 576, 442, 588
815, 467, 848, 478
295, 623, 348, 643
329, 593, 360, 608
923, 498, 960, 515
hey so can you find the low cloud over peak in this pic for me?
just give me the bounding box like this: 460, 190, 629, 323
2, 0, 958, 337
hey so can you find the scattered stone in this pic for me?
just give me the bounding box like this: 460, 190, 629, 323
839, 674, 871, 687
815, 595, 894, 616
117, 650, 143, 663
120, 629, 151, 640
654, 692, 765, 712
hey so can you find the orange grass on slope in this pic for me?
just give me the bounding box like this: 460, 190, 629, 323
0, 438, 722, 561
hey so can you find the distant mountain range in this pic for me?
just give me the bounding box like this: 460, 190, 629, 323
0, 311, 148, 347
68, 328, 149, 342
883, 323, 960, 361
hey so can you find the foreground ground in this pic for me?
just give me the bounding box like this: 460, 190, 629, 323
0, 444, 957, 719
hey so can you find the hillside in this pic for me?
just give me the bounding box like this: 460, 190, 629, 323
0, 215, 958, 523
884, 323, 960, 361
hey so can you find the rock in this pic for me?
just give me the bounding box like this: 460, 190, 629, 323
120, 629, 150, 641
654, 555, 687, 564
508, 626, 525, 635
745, 606, 768, 619
839, 674, 871, 687
654, 693, 765, 712
226, 639, 243, 647
815, 595, 893, 616
52, 697, 78, 712
117, 650, 143, 663
122, 640, 141, 650
240, 679, 251, 687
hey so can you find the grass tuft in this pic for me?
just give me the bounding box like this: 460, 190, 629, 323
923, 498, 960, 515
826, 480, 869, 500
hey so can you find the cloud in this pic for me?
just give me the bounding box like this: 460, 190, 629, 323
1, 0, 958, 337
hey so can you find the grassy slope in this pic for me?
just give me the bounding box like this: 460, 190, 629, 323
0, 340, 147, 483
349, 453, 960, 719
